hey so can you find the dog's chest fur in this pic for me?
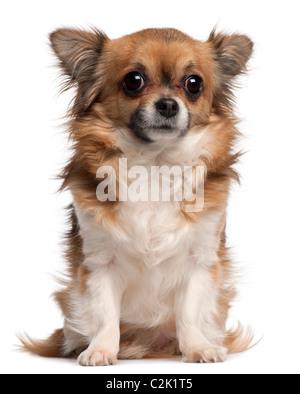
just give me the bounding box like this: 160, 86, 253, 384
74, 128, 222, 327
75, 197, 221, 327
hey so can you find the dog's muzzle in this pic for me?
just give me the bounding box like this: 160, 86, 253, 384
130, 97, 190, 143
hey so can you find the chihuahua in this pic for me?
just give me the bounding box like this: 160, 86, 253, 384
21, 27, 254, 365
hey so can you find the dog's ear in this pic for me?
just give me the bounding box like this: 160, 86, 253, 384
208, 30, 254, 80
208, 30, 253, 109
50, 27, 107, 84
49, 28, 108, 114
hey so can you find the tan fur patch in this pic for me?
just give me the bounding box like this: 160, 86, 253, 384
78, 265, 90, 294
210, 263, 222, 285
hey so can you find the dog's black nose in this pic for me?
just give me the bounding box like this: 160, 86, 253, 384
155, 98, 179, 118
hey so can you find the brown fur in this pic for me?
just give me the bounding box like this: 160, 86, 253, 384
20, 27, 254, 362
19, 323, 253, 359
19, 329, 65, 358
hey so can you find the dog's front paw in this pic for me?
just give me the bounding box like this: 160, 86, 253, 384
78, 348, 117, 366
183, 345, 227, 363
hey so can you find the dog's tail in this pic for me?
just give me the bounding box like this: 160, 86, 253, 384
224, 323, 256, 354
18, 324, 257, 360
18, 330, 179, 360
18, 329, 65, 358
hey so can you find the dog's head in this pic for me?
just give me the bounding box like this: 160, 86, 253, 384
50, 27, 253, 144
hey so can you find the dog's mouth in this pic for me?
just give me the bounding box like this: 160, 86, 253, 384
150, 124, 175, 132
130, 121, 188, 143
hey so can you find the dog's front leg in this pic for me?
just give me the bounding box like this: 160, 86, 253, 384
76, 261, 125, 366
175, 262, 227, 363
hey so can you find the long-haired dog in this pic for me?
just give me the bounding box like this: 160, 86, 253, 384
21, 27, 254, 365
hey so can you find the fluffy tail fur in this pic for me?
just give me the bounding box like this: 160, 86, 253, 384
18, 329, 65, 358
224, 324, 255, 354
19, 323, 256, 360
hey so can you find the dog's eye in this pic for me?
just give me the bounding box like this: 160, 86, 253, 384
123, 72, 145, 93
184, 75, 203, 95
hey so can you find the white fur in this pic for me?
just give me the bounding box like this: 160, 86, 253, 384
65, 126, 226, 365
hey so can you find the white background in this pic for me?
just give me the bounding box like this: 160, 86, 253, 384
1, 0, 300, 375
